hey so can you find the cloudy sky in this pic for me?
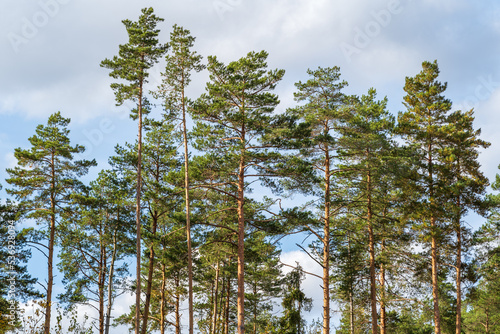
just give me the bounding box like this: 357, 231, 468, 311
2, 0, 500, 331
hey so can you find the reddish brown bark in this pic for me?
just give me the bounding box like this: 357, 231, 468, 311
323, 148, 331, 334
135, 82, 144, 334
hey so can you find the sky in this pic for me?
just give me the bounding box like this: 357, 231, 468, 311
2, 0, 500, 332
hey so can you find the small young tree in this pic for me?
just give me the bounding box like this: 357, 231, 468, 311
275, 265, 312, 334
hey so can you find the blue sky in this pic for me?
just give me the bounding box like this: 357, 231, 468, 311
2, 0, 500, 331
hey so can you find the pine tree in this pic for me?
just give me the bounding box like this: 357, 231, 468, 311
463, 166, 500, 333
287, 66, 348, 334
155, 25, 205, 334
109, 119, 182, 333
443, 109, 489, 334
137, 120, 180, 333
397, 60, 453, 334
336, 88, 397, 333
193, 50, 285, 334
5, 112, 95, 334
275, 264, 312, 334
244, 230, 282, 333
100, 8, 167, 333
58, 170, 134, 334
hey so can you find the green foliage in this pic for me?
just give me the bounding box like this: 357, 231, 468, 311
6, 112, 96, 222
101, 7, 167, 119
57, 169, 134, 333
463, 178, 500, 333
5, 112, 95, 333
156, 24, 205, 121
274, 265, 312, 334
3, 19, 499, 333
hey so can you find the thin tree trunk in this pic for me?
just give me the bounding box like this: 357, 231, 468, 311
348, 232, 354, 334
135, 82, 144, 334
105, 230, 118, 334
225, 277, 231, 334
45, 215, 55, 334
218, 275, 226, 332
428, 140, 441, 334
237, 125, 246, 334
323, 148, 331, 334
175, 275, 181, 334
181, 73, 195, 334
253, 281, 257, 334
212, 262, 220, 334
99, 239, 106, 334
486, 311, 489, 333
141, 213, 158, 334
367, 168, 378, 334
379, 239, 386, 334
431, 219, 441, 334
160, 263, 166, 334
455, 200, 462, 334
44, 153, 56, 334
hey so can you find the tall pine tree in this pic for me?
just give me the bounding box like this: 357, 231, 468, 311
155, 25, 205, 334
398, 60, 453, 334
443, 109, 489, 334
287, 66, 348, 334
5, 112, 95, 334
193, 50, 285, 334
100, 8, 167, 333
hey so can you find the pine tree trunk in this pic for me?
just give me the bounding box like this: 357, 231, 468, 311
212, 262, 220, 334
367, 168, 379, 334
182, 76, 195, 334
225, 277, 231, 334
455, 208, 462, 334
99, 240, 106, 334
44, 153, 56, 334
175, 275, 181, 334
348, 232, 354, 334
160, 263, 166, 334
237, 127, 246, 334
105, 230, 118, 334
428, 141, 441, 334
218, 275, 225, 331
141, 213, 158, 334
323, 149, 331, 334
379, 239, 386, 334
135, 82, 144, 334
431, 216, 441, 334
253, 282, 257, 334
